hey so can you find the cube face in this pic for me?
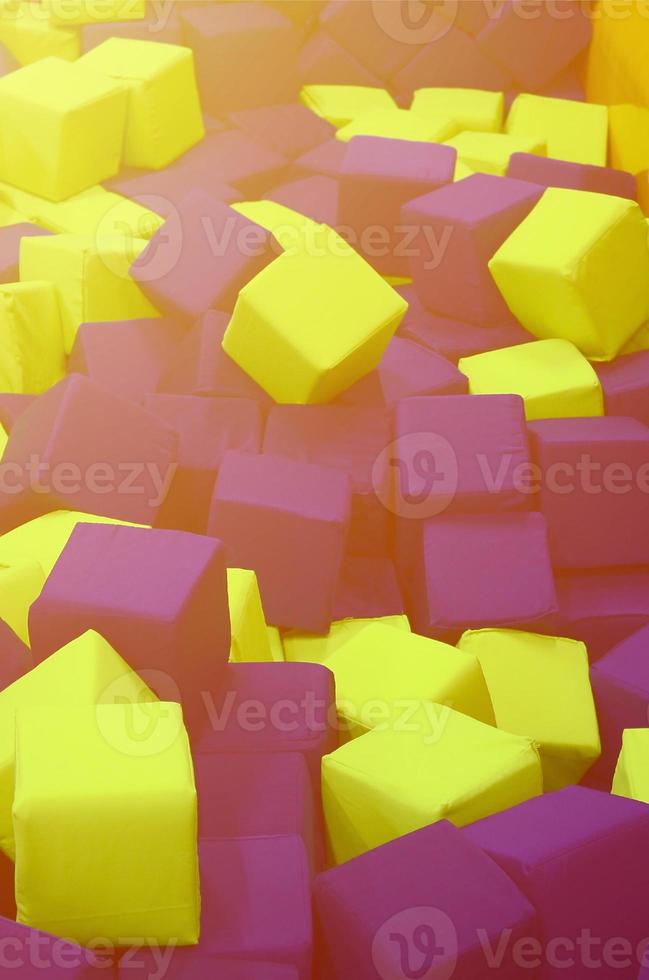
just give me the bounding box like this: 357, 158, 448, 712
506, 94, 608, 167
227, 567, 273, 663
0, 57, 127, 201
507, 152, 637, 200
613, 729, 649, 804
595, 351, 649, 428
0, 281, 65, 394
445, 131, 546, 177
300, 85, 396, 128
336, 107, 453, 144
14, 703, 199, 945
410, 87, 504, 133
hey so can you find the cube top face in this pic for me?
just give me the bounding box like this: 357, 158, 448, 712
411, 87, 504, 132
446, 130, 545, 174
529, 415, 649, 447
81, 36, 194, 78
342, 134, 456, 183
507, 94, 608, 166
0, 55, 123, 112
300, 84, 396, 127
592, 625, 649, 689
405, 171, 542, 225
337, 107, 452, 144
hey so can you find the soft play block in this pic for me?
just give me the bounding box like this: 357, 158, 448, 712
506, 93, 608, 166
227, 568, 273, 663
293, 138, 348, 179
131, 191, 278, 324
528, 417, 649, 568
590, 627, 649, 788
180, 2, 300, 116
299, 84, 395, 128
228, 103, 335, 158
29, 523, 230, 722
0, 618, 31, 690
263, 403, 390, 557
80, 2, 184, 50
0, 281, 65, 394
267, 175, 340, 228
332, 555, 403, 621
0, 2, 80, 65
338, 135, 455, 276
335, 107, 454, 144
0, 223, 50, 284
0, 559, 44, 646
14, 703, 199, 946
68, 317, 184, 403
613, 729, 649, 805
43, 0, 146, 25
222, 238, 407, 404
1, 374, 177, 526
0, 629, 153, 858
208, 451, 350, 632
608, 104, 649, 176
0, 392, 34, 432
445, 131, 546, 177
315, 820, 539, 980
407, 513, 558, 643
325, 621, 494, 737
410, 86, 504, 133
318, 0, 416, 80
459, 629, 599, 791
464, 786, 649, 980
594, 351, 649, 427
231, 199, 321, 255
507, 152, 637, 199
0, 56, 127, 201
299, 34, 386, 89
489, 188, 649, 360
144, 394, 263, 534
121, 957, 298, 980
459, 339, 604, 420
20, 233, 159, 354
402, 173, 543, 325
0, 916, 106, 979
322, 705, 542, 864
283, 615, 410, 666
476, 0, 591, 89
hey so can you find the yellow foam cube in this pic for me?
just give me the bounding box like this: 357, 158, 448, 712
14, 701, 199, 945
445, 130, 545, 176
336, 107, 454, 143
458, 629, 600, 791
612, 728, 649, 804
0, 1, 79, 65
300, 84, 396, 127
0, 560, 45, 646
325, 622, 494, 739
222, 242, 407, 404
621, 319, 649, 356
0, 630, 157, 858
0, 203, 28, 228
232, 200, 317, 255
608, 104, 649, 175
0, 421, 6, 456
506, 93, 608, 166
0, 56, 127, 202
322, 706, 542, 863
459, 339, 603, 420
80, 38, 205, 170
489, 188, 649, 361
20, 233, 159, 353
266, 625, 285, 662
43, 0, 145, 25
585, 3, 649, 108
0, 281, 66, 393
284, 615, 410, 665
411, 87, 504, 134
228, 567, 273, 663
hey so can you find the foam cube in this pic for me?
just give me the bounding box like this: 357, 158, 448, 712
284, 615, 410, 666
0, 2, 79, 65
0, 559, 44, 646
29, 523, 230, 722
445, 131, 546, 176
222, 240, 407, 404
464, 786, 649, 980
506, 93, 608, 166
402, 172, 543, 324
228, 102, 335, 158
293, 137, 348, 179
594, 351, 649, 428
507, 151, 637, 199
318, 0, 417, 80
122, 959, 298, 980
0, 618, 31, 690
407, 513, 558, 643
80, 38, 203, 170
459, 629, 599, 791
0, 281, 65, 394
459, 339, 604, 419
299, 34, 385, 89
332, 555, 403, 621
608, 104, 649, 176
131, 191, 278, 324
1, 374, 177, 526
227, 568, 273, 663
0, 223, 50, 284
144, 394, 263, 534
489, 188, 649, 360
410, 86, 504, 133
14, 703, 199, 946
338, 135, 455, 276
613, 729, 649, 805
325, 621, 494, 737
336, 107, 455, 143
299, 84, 395, 128
0, 392, 34, 432
528, 417, 649, 568
263, 403, 390, 557
267, 175, 340, 228
80, 2, 183, 51
0, 56, 127, 201
0, 916, 106, 979
43, 0, 146, 25
208, 451, 350, 632
323, 706, 542, 864
231, 199, 320, 254
0, 630, 154, 857
315, 820, 539, 980
20, 233, 159, 354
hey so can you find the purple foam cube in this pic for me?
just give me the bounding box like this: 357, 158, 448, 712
0, 223, 50, 284
529, 417, 649, 568
507, 152, 637, 199
407, 512, 558, 642
318, 0, 416, 79
208, 451, 350, 632
0, 915, 106, 977
120, 958, 298, 980
131, 190, 279, 323
332, 555, 403, 621
315, 819, 538, 980
267, 175, 340, 227
292, 138, 347, 180
262, 403, 390, 557
68, 318, 185, 403
594, 351, 649, 428
0, 393, 35, 432
228, 102, 335, 158
464, 787, 649, 980
144, 394, 263, 534
0, 619, 32, 691
402, 173, 543, 324
298, 32, 384, 87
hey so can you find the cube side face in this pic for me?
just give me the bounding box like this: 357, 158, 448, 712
0, 92, 61, 200
56, 87, 127, 201
507, 96, 608, 167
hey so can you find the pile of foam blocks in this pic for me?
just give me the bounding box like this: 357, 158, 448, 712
0, 0, 648, 977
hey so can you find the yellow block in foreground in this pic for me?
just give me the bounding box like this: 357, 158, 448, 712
506, 94, 608, 166
411, 87, 504, 134
300, 84, 396, 127
227, 567, 273, 663
612, 728, 649, 805
0, 281, 66, 393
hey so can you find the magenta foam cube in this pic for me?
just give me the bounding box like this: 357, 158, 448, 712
131, 190, 279, 323
209, 451, 351, 632
529, 418, 649, 569
0, 223, 50, 284
228, 102, 335, 158
332, 555, 403, 621
0, 393, 35, 432
263, 403, 390, 557
68, 318, 185, 403
407, 512, 558, 642
338, 135, 456, 275
292, 138, 348, 179
120, 957, 298, 980
402, 173, 543, 324
143, 394, 263, 534
267, 175, 339, 227
315, 819, 539, 980
0, 916, 106, 978
594, 351, 649, 428
0, 619, 32, 691
464, 787, 649, 980
298, 31, 384, 86
507, 152, 637, 199
1, 374, 177, 526
318, 0, 416, 79
28, 523, 230, 726
108, 161, 242, 219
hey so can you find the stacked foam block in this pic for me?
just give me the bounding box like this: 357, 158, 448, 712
0, 1, 648, 977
